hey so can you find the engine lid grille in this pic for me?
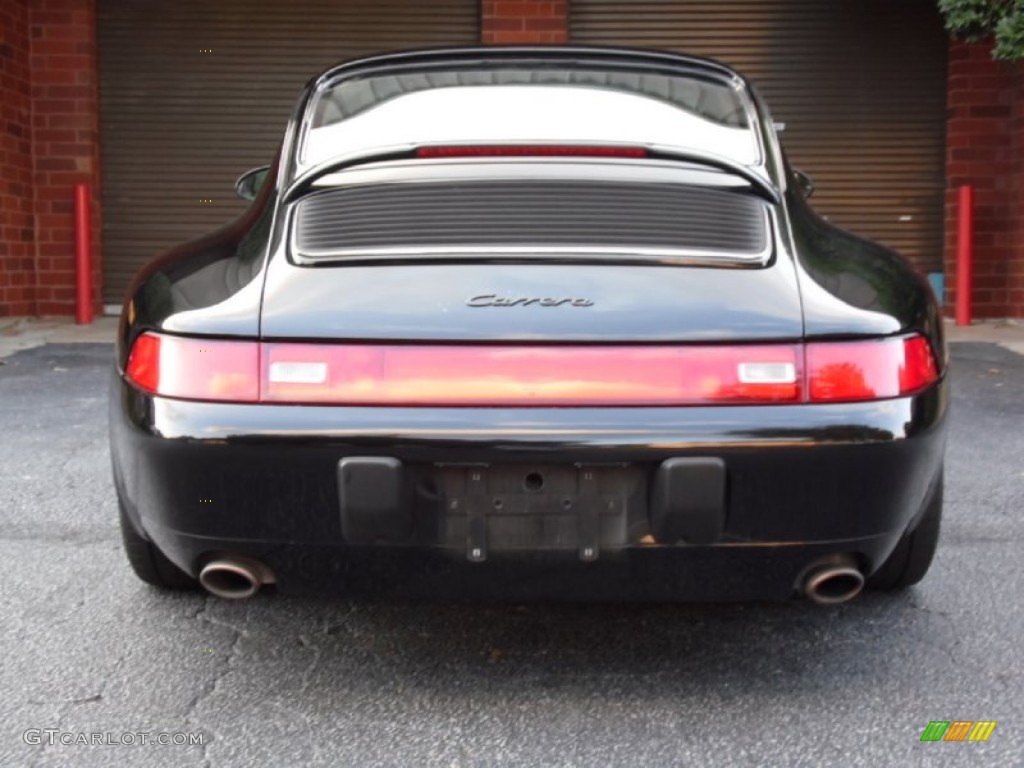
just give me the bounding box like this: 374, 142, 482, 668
291, 180, 770, 264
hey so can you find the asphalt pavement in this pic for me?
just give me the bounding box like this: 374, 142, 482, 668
0, 341, 1021, 767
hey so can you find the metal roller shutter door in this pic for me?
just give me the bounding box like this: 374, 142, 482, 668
571, 0, 948, 274
97, 0, 478, 303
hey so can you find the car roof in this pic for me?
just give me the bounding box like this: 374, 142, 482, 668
309, 45, 747, 90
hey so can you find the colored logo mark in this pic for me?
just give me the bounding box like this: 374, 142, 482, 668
921, 721, 996, 742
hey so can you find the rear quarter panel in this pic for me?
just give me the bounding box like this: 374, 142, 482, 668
785, 187, 947, 370
115, 160, 280, 372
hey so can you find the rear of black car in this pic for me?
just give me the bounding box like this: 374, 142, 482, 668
110, 47, 948, 603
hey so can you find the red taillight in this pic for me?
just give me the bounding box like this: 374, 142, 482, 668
899, 335, 940, 395
123, 333, 938, 406
415, 145, 648, 159
261, 343, 800, 406
807, 336, 939, 403
124, 332, 259, 402
124, 332, 160, 393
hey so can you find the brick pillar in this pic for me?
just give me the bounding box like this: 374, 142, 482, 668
1008, 66, 1024, 317
944, 40, 1019, 318
0, 0, 35, 316
30, 0, 103, 316
481, 1, 568, 45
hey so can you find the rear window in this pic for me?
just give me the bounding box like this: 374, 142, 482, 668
299, 63, 760, 168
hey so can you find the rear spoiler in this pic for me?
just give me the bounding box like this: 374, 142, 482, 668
282, 143, 781, 205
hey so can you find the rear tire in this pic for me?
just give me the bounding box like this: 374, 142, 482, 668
119, 500, 197, 590
868, 472, 943, 590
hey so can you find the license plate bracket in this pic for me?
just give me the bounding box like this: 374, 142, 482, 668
437, 463, 640, 561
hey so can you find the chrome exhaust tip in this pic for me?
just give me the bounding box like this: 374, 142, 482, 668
198, 557, 271, 600
801, 555, 865, 606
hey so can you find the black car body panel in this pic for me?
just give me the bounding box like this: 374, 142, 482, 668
110, 46, 949, 601
259, 261, 805, 343
110, 377, 947, 599
115, 156, 280, 370
786, 185, 947, 362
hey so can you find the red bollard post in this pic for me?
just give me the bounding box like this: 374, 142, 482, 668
955, 184, 973, 327
74, 183, 93, 325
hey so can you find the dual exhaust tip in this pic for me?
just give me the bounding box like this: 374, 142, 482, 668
198, 556, 274, 600
197, 554, 865, 604
801, 555, 865, 605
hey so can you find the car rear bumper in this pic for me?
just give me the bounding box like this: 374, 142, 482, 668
109, 374, 948, 600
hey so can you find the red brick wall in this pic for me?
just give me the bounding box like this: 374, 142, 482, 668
0, 0, 34, 316
481, 1, 568, 44
30, 0, 102, 316
1007, 66, 1024, 317
945, 40, 1024, 319
0, 0, 100, 318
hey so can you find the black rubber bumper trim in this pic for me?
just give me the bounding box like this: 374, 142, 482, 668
650, 457, 726, 545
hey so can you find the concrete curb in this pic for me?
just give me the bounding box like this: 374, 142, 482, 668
0, 316, 120, 360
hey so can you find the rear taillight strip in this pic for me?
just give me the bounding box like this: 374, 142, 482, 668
124, 333, 939, 406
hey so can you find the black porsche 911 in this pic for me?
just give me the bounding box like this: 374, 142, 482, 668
109, 46, 948, 604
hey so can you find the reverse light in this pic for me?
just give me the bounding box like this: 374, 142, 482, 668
123, 332, 939, 406
415, 145, 648, 159
268, 361, 328, 385
737, 362, 797, 385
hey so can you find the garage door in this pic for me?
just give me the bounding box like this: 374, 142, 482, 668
97, 0, 478, 304
572, 0, 948, 274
